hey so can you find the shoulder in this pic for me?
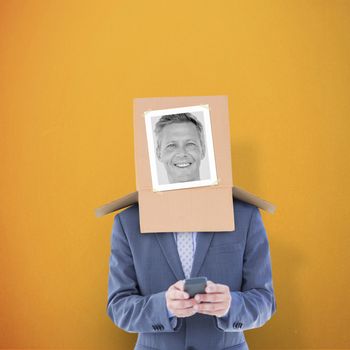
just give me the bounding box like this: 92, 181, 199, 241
233, 198, 259, 219
113, 204, 140, 234
117, 203, 140, 220
232, 198, 263, 234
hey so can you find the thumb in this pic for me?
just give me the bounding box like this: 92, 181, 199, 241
172, 279, 185, 291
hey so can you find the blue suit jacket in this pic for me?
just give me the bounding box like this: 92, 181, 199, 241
107, 199, 276, 350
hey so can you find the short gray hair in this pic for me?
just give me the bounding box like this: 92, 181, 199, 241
154, 113, 205, 154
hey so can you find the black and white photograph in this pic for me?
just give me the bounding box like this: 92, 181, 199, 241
145, 105, 218, 192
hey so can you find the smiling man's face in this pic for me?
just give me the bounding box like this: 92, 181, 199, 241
156, 122, 205, 183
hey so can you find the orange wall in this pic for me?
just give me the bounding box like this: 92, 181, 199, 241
1, 0, 349, 349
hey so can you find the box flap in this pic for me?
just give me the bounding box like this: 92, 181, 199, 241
95, 186, 276, 218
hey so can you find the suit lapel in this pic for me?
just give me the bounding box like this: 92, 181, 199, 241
191, 232, 214, 278
155, 232, 185, 281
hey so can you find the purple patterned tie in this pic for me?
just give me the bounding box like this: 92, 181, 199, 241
176, 232, 194, 279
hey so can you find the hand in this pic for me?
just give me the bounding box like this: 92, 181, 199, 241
193, 280, 231, 317
165, 280, 197, 318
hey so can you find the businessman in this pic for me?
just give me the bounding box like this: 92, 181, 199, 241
107, 199, 276, 349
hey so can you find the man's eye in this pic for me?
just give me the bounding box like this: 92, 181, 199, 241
186, 142, 197, 147
166, 144, 176, 149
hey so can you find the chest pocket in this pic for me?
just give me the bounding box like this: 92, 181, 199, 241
208, 242, 244, 254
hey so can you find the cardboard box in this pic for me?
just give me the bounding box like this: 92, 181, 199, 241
96, 96, 276, 232
134, 96, 234, 232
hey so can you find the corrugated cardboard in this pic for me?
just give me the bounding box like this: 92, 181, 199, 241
134, 96, 234, 233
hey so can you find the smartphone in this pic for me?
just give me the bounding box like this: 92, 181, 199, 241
184, 276, 207, 298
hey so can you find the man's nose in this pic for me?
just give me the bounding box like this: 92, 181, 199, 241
176, 144, 188, 155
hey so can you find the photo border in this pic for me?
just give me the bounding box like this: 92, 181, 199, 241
144, 104, 218, 192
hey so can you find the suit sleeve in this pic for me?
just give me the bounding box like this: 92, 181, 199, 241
107, 214, 182, 333
216, 207, 277, 332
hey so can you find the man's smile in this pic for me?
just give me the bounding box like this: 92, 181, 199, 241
173, 162, 192, 168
